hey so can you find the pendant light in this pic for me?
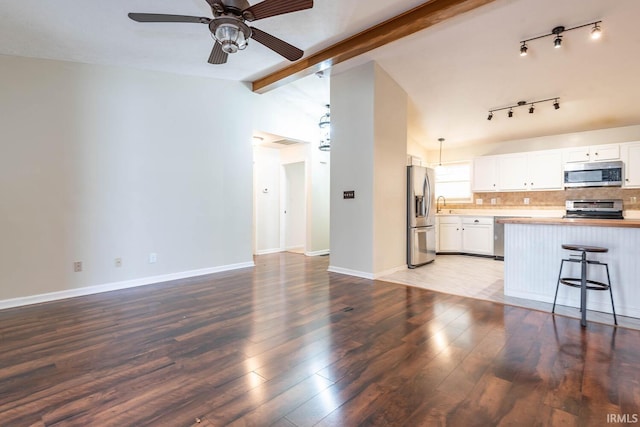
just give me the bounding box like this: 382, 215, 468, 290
436, 138, 445, 171
318, 104, 330, 151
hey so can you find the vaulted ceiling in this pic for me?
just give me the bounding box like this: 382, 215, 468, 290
1, 0, 639, 149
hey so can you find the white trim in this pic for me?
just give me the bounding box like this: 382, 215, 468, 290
305, 250, 330, 257
0, 261, 255, 310
373, 265, 407, 279
327, 266, 374, 280
255, 248, 282, 255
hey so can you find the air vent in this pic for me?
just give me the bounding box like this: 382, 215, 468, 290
271, 139, 299, 146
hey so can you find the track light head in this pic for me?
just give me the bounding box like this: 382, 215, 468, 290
553, 35, 562, 48
508, 109, 513, 118
520, 42, 528, 56
591, 22, 602, 39
487, 112, 493, 121
553, 99, 560, 110
529, 105, 535, 114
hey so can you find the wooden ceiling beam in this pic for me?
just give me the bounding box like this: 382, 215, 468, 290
251, 0, 497, 93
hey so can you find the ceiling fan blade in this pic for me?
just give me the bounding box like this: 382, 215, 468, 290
128, 13, 211, 24
250, 27, 303, 61
208, 42, 228, 64
242, 0, 313, 21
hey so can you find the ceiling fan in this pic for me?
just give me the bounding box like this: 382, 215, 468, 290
128, 0, 313, 64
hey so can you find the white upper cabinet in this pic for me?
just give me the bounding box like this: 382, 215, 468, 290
474, 150, 563, 192
472, 156, 498, 191
527, 151, 563, 190
621, 142, 640, 187
498, 154, 528, 191
563, 144, 620, 163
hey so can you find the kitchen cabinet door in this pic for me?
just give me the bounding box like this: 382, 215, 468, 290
437, 217, 462, 252
528, 151, 562, 190
623, 142, 640, 187
564, 144, 620, 163
472, 157, 498, 191
498, 154, 528, 191
462, 217, 494, 255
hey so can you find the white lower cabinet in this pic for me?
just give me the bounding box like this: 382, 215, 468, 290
437, 216, 494, 256
437, 216, 462, 252
461, 217, 494, 255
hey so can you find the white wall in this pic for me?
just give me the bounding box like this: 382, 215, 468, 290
0, 54, 310, 306
330, 62, 376, 275
373, 65, 408, 274
329, 62, 408, 278
253, 146, 281, 254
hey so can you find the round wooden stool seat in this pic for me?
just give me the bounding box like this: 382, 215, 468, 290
561, 244, 608, 253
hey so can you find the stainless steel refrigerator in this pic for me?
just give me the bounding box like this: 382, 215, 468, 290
407, 165, 436, 268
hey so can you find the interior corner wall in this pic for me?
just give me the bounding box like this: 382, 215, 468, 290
0, 54, 300, 305
372, 64, 408, 274
329, 62, 408, 277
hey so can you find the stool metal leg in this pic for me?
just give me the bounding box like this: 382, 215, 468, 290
604, 263, 618, 325
552, 259, 565, 314
580, 251, 587, 327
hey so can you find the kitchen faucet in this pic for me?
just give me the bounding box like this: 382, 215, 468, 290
436, 196, 446, 213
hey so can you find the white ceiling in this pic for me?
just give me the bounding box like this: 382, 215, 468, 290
1, 0, 639, 150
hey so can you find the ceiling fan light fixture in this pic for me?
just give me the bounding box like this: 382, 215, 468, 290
210, 18, 251, 54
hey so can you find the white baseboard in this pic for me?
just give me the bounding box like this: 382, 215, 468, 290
327, 266, 375, 280
305, 250, 330, 257
374, 265, 407, 279
255, 248, 282, 255
0, 261, 255, 311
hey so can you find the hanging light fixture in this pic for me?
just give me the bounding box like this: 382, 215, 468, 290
553, 98, 560, 110
318, 104, 331, 151
519, 20, 602, 56
508, 108, 514, 118
438, 138, 445, 166
529, 104, 535, 114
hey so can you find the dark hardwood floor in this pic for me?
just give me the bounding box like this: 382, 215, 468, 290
1, 253, 638, 426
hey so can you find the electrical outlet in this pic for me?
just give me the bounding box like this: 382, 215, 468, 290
491, 198, 497, 205
475, 198, 483, 205
115, 258, 122, 268
73, 261, 82, 272
149, 253, 157, 264
631, 196, 638, 204
524, 198, 530, 205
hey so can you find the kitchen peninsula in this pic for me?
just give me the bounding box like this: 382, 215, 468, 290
499, 217, 640, 319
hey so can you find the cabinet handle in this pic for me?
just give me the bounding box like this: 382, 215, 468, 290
626, 178, 630, 182
474, 219, 479, 223
531, 182, 534, 186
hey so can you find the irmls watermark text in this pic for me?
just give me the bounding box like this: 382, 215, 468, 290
607, 413, 639, 424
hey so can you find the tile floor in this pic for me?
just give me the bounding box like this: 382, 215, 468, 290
381, 254, 640, 330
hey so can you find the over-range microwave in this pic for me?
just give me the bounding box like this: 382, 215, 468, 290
563, 160, 623, 188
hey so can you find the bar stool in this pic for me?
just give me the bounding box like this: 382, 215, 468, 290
552, 244, 617, 327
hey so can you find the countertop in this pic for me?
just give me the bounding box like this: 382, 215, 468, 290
497, 217, 640, 228
437, 209, 640, 220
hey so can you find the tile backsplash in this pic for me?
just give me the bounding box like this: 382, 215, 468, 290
443, 188, 640, 210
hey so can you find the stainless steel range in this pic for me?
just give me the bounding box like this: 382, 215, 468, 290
564, 199, 624, 219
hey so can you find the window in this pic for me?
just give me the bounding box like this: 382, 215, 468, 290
434, 161, 472, 202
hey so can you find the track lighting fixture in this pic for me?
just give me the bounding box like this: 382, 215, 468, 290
487, 98, 560, 121
519, 20, 602, 55
520, 42, 528, 56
